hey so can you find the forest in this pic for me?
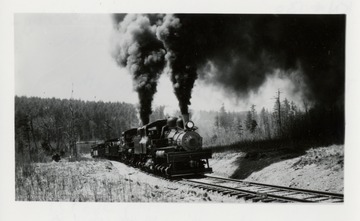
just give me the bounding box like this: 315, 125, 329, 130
15, 96, 137, 162
198, 98, 344, 150
15, 95, 344, 163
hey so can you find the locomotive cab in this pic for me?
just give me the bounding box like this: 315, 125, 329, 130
120, 128, 137, 151
134, 127, 146, 154
145, 119, 168, 148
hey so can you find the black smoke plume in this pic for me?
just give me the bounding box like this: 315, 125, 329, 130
156, 15, 199, 114
113, 14, 345, 120
112, 14, 166, 125
157, 14, 345, 108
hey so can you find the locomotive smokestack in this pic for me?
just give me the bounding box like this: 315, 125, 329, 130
182, 113, 189, 128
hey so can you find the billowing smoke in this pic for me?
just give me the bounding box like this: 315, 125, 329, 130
156, 15, 199, 114
112, 14, 345, 121
158, 14, 345, 108
112, 14, 166, 125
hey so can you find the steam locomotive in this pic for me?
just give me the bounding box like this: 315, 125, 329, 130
91, 116, 212, 178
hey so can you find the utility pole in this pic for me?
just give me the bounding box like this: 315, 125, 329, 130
277, 90, 281, 132
273, 89, 282, 137
69, 83, 77, 159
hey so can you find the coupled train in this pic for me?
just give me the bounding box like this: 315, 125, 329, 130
91, 116, 212, 178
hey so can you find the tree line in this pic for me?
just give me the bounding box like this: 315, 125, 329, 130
15, 94, 344, 162
206, 94, 344, 148
15, 96, 140, 162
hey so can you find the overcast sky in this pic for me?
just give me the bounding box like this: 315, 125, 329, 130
15, 13, 304, 113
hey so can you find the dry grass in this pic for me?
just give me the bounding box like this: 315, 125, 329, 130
15, 158, 240, 202
291, 145, 344, 170
15, 161, 163, 202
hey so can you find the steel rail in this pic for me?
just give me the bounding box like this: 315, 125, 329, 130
204, 174, 344, 199
181, 176, 343, 203
111, 160, 343, 203
181, 179, 313, 203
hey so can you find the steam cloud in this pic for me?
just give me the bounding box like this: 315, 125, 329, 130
112, 14, 345, 123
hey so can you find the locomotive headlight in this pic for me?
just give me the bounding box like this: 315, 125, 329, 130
186, 121, 195, 129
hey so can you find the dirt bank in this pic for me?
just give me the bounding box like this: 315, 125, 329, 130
210, 144, 344, 193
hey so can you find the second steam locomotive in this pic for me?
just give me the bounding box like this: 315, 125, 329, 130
91, 115, 212, 178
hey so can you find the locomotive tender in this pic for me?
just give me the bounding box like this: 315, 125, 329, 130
91, 116, 212, 177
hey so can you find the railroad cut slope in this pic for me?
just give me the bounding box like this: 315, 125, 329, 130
210, 144, 344, 193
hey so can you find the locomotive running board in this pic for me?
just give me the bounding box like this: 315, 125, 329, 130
165, 150, 212, 163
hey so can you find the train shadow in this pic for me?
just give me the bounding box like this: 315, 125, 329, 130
228, 148, 306, 179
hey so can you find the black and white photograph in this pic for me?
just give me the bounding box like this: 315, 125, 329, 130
13, 12, 345, 203
1, 0, 360, 220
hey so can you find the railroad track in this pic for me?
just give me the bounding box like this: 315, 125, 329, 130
111, 160, 343, 203
179, 175, 344, 203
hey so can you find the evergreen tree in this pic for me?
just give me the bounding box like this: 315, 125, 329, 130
244, 105, 257, 133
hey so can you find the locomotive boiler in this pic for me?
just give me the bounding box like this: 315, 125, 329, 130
91, 115, 212, 178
